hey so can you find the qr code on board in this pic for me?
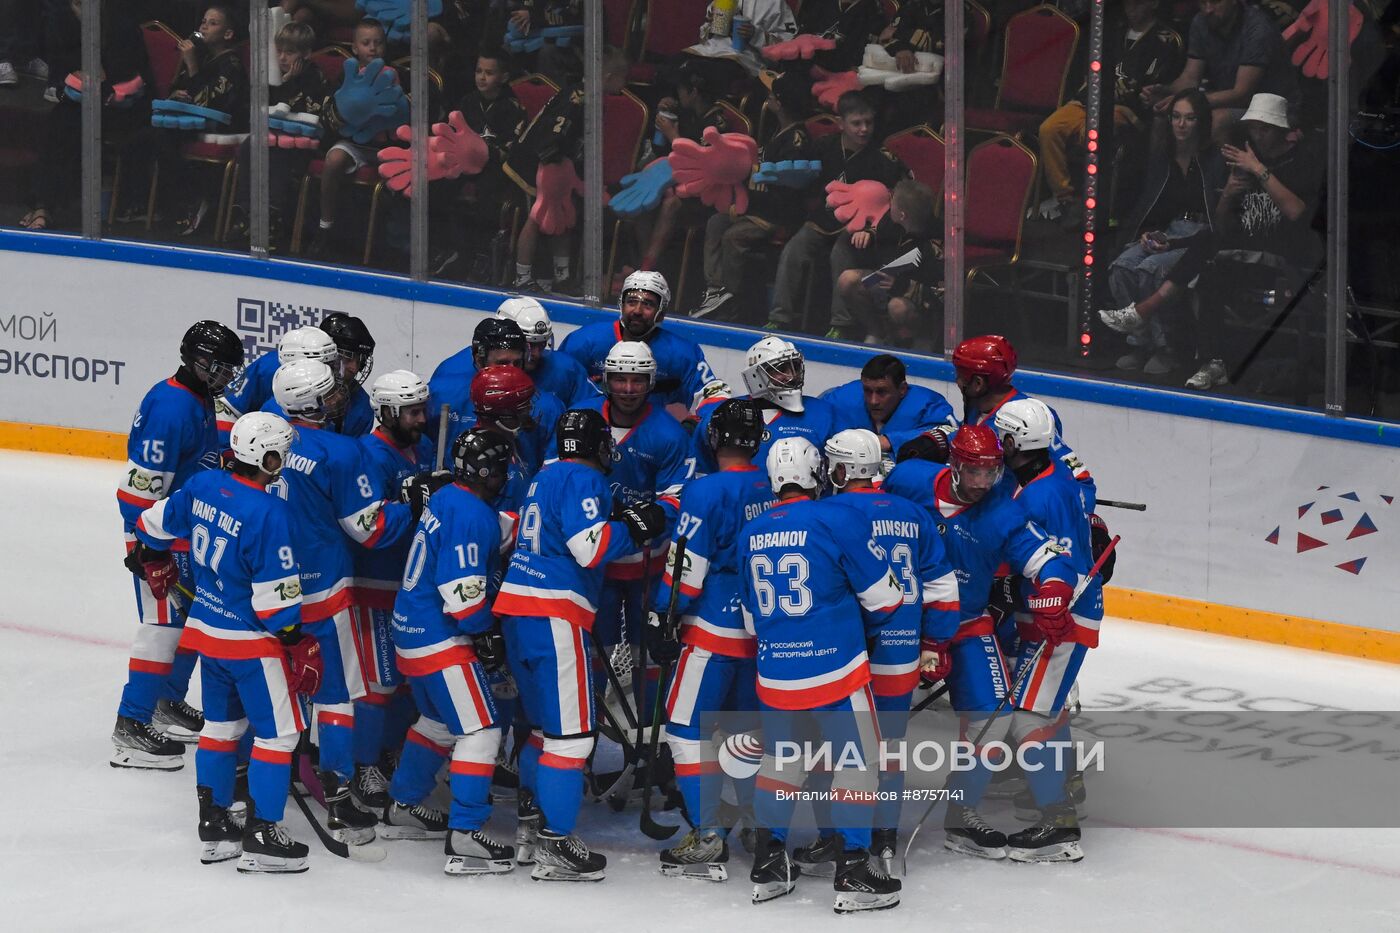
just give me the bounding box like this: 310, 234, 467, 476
235, 298, 337, 359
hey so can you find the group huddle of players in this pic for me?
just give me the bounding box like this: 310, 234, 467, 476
110, 270, 1112, 913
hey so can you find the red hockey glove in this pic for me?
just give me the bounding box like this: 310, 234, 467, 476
1026, 579, 1075, 645
280, 631, 324, 696
142, 550, 178, 601
919, 638, 951, 683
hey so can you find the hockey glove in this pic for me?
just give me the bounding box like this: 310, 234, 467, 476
896, 429, 949, 464
1026, 579, 1075, 646
619, 501, 668, 547
986, 574, 1019, 628
645, 610, 681, 665
826, 179, 891, 232
609, 158, 675, 217
761, 34, 837, 61
472, 627, 507, 673
669, 126, 760, 214
401, 470, 454, 522
279, 630, 324, 696
142, 548, 179, 601
1089, 513, 1116, 585
919, 638, 952, 684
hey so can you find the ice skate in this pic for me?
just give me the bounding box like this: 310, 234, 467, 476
750, 831, 800, 903
659, 828, 729, 881
444, 829, 516, 875
515, 790, 542, 865
833, 849, 901, 913
197, 786, 242, 864
153, 698, 204, 743
1007, 801, 1084, 863
237, 819, 308, 873
944, 805, 1008, 860
530, 830, 606, 882
381, 801, 449, 840
793, 833, 841, 877
110, 715, 184, 770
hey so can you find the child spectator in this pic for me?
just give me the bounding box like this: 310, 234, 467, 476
793, 0, 891, 73
228, 20, 326, 245
679, 0, 797, 91
695, 68, 815, 322
763, 90, 908, 336
506, 1, 585, 85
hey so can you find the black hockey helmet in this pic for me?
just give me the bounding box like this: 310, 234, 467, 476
472, 317, 527, 368
180, 320, 243, 395
320, 312, 375, 385
556, 408, 615, 472
451, 427, 513, 488
706, 398, 764, 455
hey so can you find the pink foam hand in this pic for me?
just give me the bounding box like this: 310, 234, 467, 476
110, 74, 145, 105
670, 126, 759, 214
531, 159, 584, 234
427, 110, 490, 180
762, 34, 837, 61
64, 72, 84, 93
377, 125, 416, 194
826, 179, 891, 232
1282, 0, 1363, 79
812, 70, 861, 110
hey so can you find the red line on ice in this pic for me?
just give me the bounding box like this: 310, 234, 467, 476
0, 620, 127, 650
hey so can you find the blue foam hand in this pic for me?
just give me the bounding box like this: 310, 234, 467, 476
752, 159, 822, 188
539, 25, 584, 47
64, 85, 82, 102
360, 0, 442, 42
335, 58, 406, 139
609, 159, 674, 217
152, 112, 208, 130
151, 98, 232, 125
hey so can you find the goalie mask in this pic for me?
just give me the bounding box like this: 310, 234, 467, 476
742, 336, 805, 413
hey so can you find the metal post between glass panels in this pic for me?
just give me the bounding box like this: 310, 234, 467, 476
410, 0, 429, 281
80, 0, 101, 240
1324, 0, 1349, 416
942, 0, 965, 355
582, 7, 603, 305
249, 4, 270, 259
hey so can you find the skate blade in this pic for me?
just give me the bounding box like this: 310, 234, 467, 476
793, 859, 836, 878
943, 836, 1007, 861
110, 749, 184, 771
530, 864, 605, 882
330, 825, 378, 846
751, 879, 797, 903
514, 844, 536, 866
200, 840, 242, 864
379, 824, 448, 841
659, 861, 728, 882
834, 891, 901, 913
158, 726, 200, 744
445, 856, 516, 875
1008, 842, 1083, 864
236, 853, 309, 874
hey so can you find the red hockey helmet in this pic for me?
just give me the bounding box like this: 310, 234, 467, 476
948, 424, 1004, 502
952, 335, 1018, 389
471, 365, 535, 425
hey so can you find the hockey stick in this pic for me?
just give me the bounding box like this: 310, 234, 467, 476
605, 539, 659, 812
1096, 499, 1146, 512
434, 403, 451, 472
900, 534, 1120, 876
639, 535, 688, 841
290, 747, 387, 862
910, 682, 950, 715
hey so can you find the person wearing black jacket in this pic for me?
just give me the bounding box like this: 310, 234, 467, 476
794, 0, 891, 73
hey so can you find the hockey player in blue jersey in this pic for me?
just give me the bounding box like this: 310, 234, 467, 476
466, 365, 539, 517
690, 337, 838, 477
991, 398, 1104, 863
884, 423, 1080, 861
493, 408, 669, 881
786, 429, 960, 876
270, 359, 420, 848
557, 271, 729, 415
646, 399, 774, 882
378, 429, 519, 875
429, 317, 564, 475
113, 320, 243, 771
344, 370, 435, 815
319, 312, 377, 436
498, 297, 599, 407
741, 437, 906, 913
819, 354, 958, 463
133, 411, 322, 873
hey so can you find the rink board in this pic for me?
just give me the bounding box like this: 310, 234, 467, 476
2, 234, 1399, 651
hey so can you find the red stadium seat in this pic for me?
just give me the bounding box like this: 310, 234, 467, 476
630, 0, 713, 83
511, 74, 561, 123
140, 21, 182, 99
602, 0, 641, 55
963, 4, 1078, 139
883, 124, 945, 195
964, 134, 1037, 277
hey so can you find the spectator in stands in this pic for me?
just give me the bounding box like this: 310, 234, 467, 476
0, 0, 53, 91
116, 3, 248, 232
830, 178, 941, 349
227, 20, 325, 247
1099, 89, 1225, 375
307, 17, 397, 260
695, 68, 815, 323
507, 1, 585, 85
1140, 0, 1293, 142
19, 0, 145, 231
280, 0, 361, 33
1039, 0, 1184, 228
680, 0, 797, 91
792, 0, 891, 73
763, 90, 908, 336
429, 47, 526, 281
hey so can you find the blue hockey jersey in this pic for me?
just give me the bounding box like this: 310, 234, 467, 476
654, 465, 775, 658
272, 421, 415, 622
259, 387, 374, 441
1011, 463, 1104, 647
884, 460, 1076, 641
427, 371, 563, 478
967, 387, 1091, 484
557, 320, 729, 413
820, 379, 958, 454
391, 482, 502, 676
430, 345, 599, 409
353, 428, 434, 608
118, 377, 220, 533
740, 496, 904, 710
689, 396, 839, 478
545, 397, 692, 580
216, 350, 281, 439
833, 487, 961, 696
135, 470, 302, 659
493, 460, 639, 630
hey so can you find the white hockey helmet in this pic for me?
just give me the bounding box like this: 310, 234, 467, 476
766, 437, 824, 495
278, 326, 339, 366
993, 397, 1056, 453
742, 335, 806, 413
229, 411, 296, 473
370, 369, 429, 422
497, 296, 554, 347
824, 428, 884, 488
620, 270, 671, 333
604, 340, 657, 392
272, 359, 340, 423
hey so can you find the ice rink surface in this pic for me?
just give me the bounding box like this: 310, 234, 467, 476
1, 449, 1397, 932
